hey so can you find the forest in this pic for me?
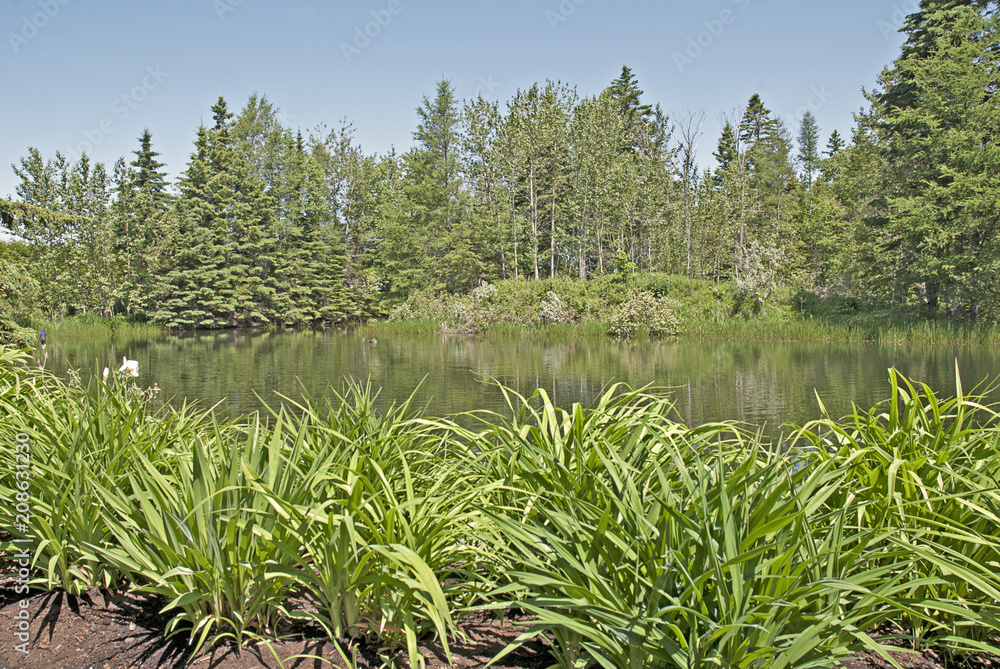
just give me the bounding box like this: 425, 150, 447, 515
1, 1, 998, 337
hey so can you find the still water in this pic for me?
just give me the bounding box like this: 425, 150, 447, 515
41, 330, 1000, 437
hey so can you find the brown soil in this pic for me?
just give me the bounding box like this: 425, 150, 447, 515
0, 584, 997, 669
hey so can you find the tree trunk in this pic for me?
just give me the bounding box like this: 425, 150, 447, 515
530, 165, 539, 280
550, 180, 557, 279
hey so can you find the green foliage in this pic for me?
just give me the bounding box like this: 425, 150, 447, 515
152, 97, 349, 329
0, 358, 190, 596
9, 28, 1000, 331
853, 5, 1000, 320
797, 111, 821, 188
612, 249, 637, 279
6, 346, 1000, 665
734, 240, 784, 315
607, 290, 680, 337
0, 242, 41, 345
477, 376, 1000, 668
539, 290, 571, 324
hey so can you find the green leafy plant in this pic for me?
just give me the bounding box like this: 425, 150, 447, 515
608, 290, 680, 337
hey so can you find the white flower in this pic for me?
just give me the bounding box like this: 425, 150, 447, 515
119, 356, 139, 377
102, 367, 109, 382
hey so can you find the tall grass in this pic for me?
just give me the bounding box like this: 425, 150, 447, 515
686, 310, 1000, 344
34, 313, 164, 338
3, 344, 1000, 667
463, 386, 920, 668
788, 367, 1000, 653
0, 357, 202, 595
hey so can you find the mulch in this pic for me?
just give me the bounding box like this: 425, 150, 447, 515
0, 583, 997, 669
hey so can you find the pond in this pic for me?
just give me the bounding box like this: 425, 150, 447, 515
39, 330, 1000, 437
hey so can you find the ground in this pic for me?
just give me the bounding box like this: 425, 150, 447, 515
0, 584, 997, 669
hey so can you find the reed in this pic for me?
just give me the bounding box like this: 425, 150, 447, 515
35, 313, 164, 338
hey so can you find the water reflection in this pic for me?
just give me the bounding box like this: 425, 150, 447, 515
44, 330, 1000, 438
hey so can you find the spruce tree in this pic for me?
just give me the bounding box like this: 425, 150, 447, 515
608, 65, 654, 154
130, 129, 169, 204
713, 121, 739, 179
796, 111, 821, 188
113, 130, 171, 316
383, 79, 475, 297
824, 130, 845, 157
151, 126, 227, 328
860, 3, 1000, 318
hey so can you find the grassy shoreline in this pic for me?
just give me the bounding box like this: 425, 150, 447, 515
2, 346, 1000, 667
32, 312, 1000, 345
359, 312, 1000, 345
19, 272, 1000, 347
371, 274, 1000, 345
33, 313, 164, 338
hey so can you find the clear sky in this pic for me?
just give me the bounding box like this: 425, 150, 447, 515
2, 0, 914, 198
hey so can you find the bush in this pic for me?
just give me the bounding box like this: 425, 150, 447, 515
734, 241, 784, 315
387, 291, 449, 323
471, 282, 497, 304
539, 291, 571, 324
444, 299, 474, 332
608, 291, 680, 338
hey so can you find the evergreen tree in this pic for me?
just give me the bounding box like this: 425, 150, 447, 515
382, 79, 480, 297
271, 131, 348, 325
130, 129, 169, 203
860, 3, 1000, 318
739, 94, 772, 153
206, 96, 275, 326
608, 65, 654, 154
713, 121, 739, 178
824, 130, 845, 157
796, 111, 821, 188
113, 130, 172, 316
152, 125, 231, 329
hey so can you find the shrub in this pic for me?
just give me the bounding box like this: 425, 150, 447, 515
471, 281, 497, 304
608, 291, 680, 338
443, 299, 474, 332
734, 241, 784, 315
387, 291, 449, 323
539, 291, 571, 324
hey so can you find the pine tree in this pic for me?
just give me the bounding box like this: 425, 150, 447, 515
113, 130, 172, 316
713, 121, 739, 179
607, 65, 654, 154
130, 129, 169, 203
824, 130, 845, 157
152, 125, 231, 328
796, 111, 821, 188
860, 3, 1000, 318
739, 94, 772, 151
385, 79, 479, 296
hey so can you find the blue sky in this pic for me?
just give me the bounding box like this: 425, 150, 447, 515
2, 0, 914, 198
